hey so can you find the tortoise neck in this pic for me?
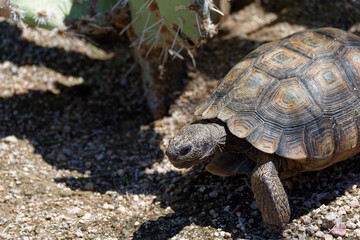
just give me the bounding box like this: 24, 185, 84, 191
201, 119, 252, 154
191, 119, 252, 155
203, 121, 227, 154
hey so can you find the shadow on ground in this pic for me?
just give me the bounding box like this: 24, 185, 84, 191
2, 1, 360, 238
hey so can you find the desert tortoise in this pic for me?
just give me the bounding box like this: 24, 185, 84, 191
166, 28, 360, 227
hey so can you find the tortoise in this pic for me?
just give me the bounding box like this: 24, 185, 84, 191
166, 28, 360, 228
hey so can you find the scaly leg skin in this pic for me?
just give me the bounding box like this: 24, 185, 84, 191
250, 153, 290, 229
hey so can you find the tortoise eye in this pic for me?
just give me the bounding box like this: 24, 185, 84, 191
179, 145, 192, 156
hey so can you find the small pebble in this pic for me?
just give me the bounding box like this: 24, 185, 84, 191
331, 222, 346, 237
306, 224, 318, 235
301, 215, 311, 225
4, 135, 17, 143
209, 190, 218, 198
315, 231, 324, 238
210, 209, 217, 218
324, 234, 334, 240
69, 207, 84, 217
349, 199, 359, 208
346, 221, 357, 229
323, 212, 337, 228
298, 226, 305, 232
84, 182, 94, 191
354, 229, 360, 237
102, 203, 114, 210
82, 213, 91, 220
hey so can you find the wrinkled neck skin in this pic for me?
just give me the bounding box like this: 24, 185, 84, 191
193, 120, 251, 160
202, 121, 227, 158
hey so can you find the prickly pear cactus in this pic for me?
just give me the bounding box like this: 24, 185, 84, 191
0, 0, 127, 32
0, 0, 224, 118
128, 0, 219, 52
126, 0, 223, 117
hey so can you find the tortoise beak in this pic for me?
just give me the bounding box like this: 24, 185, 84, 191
165, 142, 195, 169
165, 147, 177, 162
165, 147, 189, 168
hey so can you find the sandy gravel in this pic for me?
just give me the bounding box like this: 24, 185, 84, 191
1, 1, 360, 239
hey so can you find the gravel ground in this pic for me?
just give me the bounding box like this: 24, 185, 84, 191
1, 1, 360, 239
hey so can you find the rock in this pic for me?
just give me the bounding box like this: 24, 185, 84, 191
349, 199, 359, 208
209, 209, 218, 218
4, 135, 18, 143
84, 182, 94, 191
323, 212, 337, 228
298, 226, 305, 232
346, 221, 357, 229
102, 203, 115, 210
10, 189, 21, 195
315, 231, 324, 238
69, 207, 84, 217
250, 201, 258, 210
324, 234, 334, 240
300, 215, 311, 225
75, 230, 84, 237
209, 190, 218, 198
354, 229, 360, 238
81, 213, 91, 220
331, 222, 346, 237
306, 224, 318, 235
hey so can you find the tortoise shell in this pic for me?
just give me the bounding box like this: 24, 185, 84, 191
195, 28, 360, 166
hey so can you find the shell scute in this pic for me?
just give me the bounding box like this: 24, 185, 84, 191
339, 47, 360, 95
245, 40, 282, 59
316, 28, 360, 46
254, 46, 311, 79
224, 70, 276, 113
276, 127, 307, 160
195, 59, 254, 118
284, 31, 343, 59
246, 123, 283, 154
305, 117, 335, 159
224, 113, 262, 138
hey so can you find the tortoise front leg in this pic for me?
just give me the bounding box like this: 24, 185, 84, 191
250, 153, 290, 227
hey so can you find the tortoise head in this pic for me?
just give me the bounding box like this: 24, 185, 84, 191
166, 123, 226, 168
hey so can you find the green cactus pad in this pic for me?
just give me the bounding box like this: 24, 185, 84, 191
10, 0, 73, 29
128, 0, 218, 51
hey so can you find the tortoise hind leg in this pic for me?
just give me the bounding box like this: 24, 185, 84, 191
250, 153, 290, 227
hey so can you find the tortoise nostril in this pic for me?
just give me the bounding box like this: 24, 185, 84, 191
179, 145, 192, 156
